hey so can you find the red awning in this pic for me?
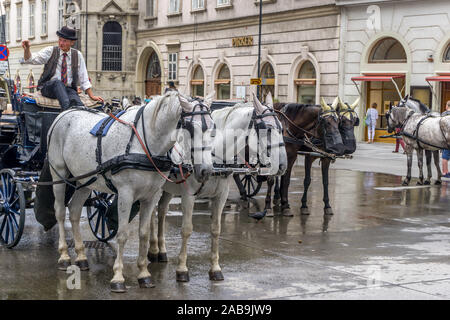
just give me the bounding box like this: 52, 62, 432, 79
425, 76, 450, 82
351, 75, 405, 82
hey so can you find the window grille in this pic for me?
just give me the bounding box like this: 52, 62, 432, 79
102, 22, 122, 71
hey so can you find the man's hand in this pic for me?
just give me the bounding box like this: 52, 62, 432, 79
22, 40, 31, 61
22, 40, 30, 50
85, 88, 104, 103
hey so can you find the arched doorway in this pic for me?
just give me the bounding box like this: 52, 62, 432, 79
296, 61, 316, 104
145, 51, 161, 97
365, 37, 407, 142
261, 62, 275, 103
191, 65, 204, 97
441, 44, 450, 113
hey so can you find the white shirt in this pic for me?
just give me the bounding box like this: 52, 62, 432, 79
366, 108, 378, 126
20, 46, 92, 91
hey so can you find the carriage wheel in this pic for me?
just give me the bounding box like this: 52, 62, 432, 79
86, 191, 117, 242
235, 174, 262, 199
0, 169, 26, 249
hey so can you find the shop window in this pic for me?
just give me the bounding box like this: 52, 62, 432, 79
367, 77, 405, 130
191, 65, 204, 97
215, 64, 230, 100
261, 62, 275, 103
411, 86, 431, 108
102, 22, 122, 71
295, 61, 316, 104
369, 37, 407, 63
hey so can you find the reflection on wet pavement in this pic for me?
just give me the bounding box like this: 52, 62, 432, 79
0, 166, 449, 300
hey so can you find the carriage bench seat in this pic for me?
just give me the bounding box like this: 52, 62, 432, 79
23, 91, 99, 109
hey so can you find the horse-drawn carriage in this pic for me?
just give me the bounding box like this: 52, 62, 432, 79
0, 78, 119, 248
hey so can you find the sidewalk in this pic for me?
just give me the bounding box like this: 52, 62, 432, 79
297, 142, 446, 181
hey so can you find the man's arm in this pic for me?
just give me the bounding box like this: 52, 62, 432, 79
21, 41, 52, 65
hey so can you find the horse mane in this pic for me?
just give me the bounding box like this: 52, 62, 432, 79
407, 97, 430, 114
212, 102, 253, 128
282, 103, 318, 120
150, 91, 179, 129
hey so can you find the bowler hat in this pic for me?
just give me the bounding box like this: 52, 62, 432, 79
56, 26, 78, 41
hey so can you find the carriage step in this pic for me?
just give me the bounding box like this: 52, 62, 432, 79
67, 240, 109, 249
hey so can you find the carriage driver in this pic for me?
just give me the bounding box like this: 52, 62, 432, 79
20, 26, 103, 110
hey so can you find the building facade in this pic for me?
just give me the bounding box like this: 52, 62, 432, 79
0, 0, 139, 100
135, 0, 341, 104
337, 0, 450, 142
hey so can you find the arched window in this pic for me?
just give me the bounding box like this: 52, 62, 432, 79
369, 37, 407, 63
444, 44, 450, 62
191, 65, 204, 97
102, 21, 122, 71
261, 62, 275, 103
215, 64, 230, 100
295, 61, 316, 104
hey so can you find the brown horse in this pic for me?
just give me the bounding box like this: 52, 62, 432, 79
264, 97, 359, 217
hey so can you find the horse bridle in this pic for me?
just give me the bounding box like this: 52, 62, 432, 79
249, 106, 285, 161
338, 104, 359, 127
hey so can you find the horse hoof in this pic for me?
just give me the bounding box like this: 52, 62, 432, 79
75, 259, 89, 271
282, 208, 293, 217
435, 180, 442, 186
266, 209, 274, 217
110, 282, 127, 293
176, 271, 190, 282
424, 180, 431, 185
147, 253, 159, 263
138, 277, 155, 289
324, 208, 334, 215
300, 207, 310, 215
402, 180, 409, 186
416, 181, 423, 186
57, 260, 71, 271
158, 253, 168, 263
209, 270, 224, 281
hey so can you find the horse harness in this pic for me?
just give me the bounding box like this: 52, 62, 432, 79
42, 103, 212, 191
388, 108, 449, 150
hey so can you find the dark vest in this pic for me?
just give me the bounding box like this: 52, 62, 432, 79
37, 46, 79, 91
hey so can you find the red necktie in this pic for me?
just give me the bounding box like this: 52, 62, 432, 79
61, 53, 68, 85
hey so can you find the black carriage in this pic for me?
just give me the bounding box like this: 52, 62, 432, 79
0, 80, 116, 248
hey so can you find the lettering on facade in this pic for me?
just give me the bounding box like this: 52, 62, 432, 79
232, 36, 254, 47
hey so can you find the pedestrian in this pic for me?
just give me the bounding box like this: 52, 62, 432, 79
144, 95, 151, 104
365, 102, 378, 144
164, 81, 178, 93
393, 127, 406, 154
442, 101, 450, 178
20, 26, 103, 110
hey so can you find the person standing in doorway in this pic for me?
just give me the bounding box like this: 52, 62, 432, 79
164, 81, 178, 93
366, 102, 379, 144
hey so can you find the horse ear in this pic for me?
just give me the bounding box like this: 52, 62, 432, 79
252, 92, 265, 114
266, 92, 274, 107
331, 96, 339, 110
337, 96, 345, 111
320, 97, 331, 111
350, 97, 360, 110
204, 91, 215, 107
178, 93, 192, 111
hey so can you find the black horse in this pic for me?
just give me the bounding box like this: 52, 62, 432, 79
263, 97, 359, 217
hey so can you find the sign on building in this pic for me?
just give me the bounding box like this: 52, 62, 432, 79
232, 36, 253, 47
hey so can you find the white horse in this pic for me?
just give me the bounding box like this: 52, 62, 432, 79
387, 103, 450, 185
148, 92, 287, 282
46, 91, 215, 293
